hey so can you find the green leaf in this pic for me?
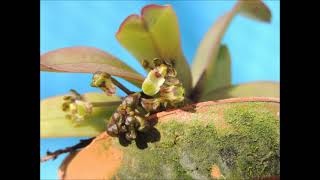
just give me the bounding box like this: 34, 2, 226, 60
191, 0, 271, 89
40, 46, 144, 87
41, 92, 121, 138
116, 4, 192, 95
198, 81, 279, 102
191, 44, 231, 101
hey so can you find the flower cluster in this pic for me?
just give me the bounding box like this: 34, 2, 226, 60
106, 92, 150, 141
60, 58, 185, 141
62, 90, 93, 124
106, 58, 185, 141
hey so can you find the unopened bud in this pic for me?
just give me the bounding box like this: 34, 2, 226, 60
125, 116, 134, 126
153, 58, 162, 67
160, 85, 185, 105
142, 60, 152, 71
141, 98, 161, 113
107, 124, 119, 137
142, 65, 167, 96
91, 72, 116, 96
62, 90, 93, 124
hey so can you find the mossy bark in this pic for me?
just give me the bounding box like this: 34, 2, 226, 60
59, 98, 280, 180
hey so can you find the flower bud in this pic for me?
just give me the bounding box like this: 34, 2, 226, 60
141, 98, 161, 113
164, 76, 180, 86
142, 65, 167, 96
62, 90, 93, 124
91, 72, 116, 96
125, 116, 134, 126
142, 60, 152, 71
107, 123, 119, 137
123, 92, 141, 107
166, 68, 177, 77
160, 85, 185, 105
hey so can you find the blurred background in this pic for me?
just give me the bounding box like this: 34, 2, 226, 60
40, 0, 279, 179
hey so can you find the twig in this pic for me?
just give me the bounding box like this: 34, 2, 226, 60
110, 77, 134, 95
40, 137, 95, 163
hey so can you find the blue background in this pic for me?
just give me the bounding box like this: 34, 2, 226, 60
40, 1, 279, 179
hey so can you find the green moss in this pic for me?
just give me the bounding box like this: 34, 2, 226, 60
114, 121, 192, 179
222, 103, 280, 179
113, 102, 279, 179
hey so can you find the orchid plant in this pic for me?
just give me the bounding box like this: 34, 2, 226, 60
40, 0, 279, 179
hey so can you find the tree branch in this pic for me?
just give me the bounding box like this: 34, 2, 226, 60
40, 137, 95, 163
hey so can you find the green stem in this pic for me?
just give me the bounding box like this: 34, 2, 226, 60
110, 77, 134, 95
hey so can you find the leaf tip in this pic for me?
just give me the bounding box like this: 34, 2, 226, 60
116, 14, 141, 37
140, 4, 168, 17
238, 0, 272, 23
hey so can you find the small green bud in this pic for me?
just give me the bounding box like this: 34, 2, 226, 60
166, 68, 177, 77
142, 60, 152, 71
91, 72, 116, 96
62, 90, 93, 124
135, 115, 149, 132
153, 58, 162, 67
158, 64, 168, 77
